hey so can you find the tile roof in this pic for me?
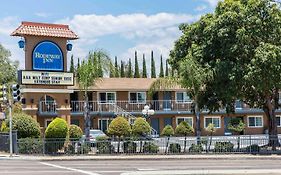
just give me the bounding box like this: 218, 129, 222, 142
69, 78, 184, 91
11, 21, 78, 39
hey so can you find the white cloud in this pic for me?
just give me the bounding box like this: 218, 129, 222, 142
35, 12, 51, 18
195, 5, 207, 12
0, 16, 19, 35
203, 0, 220, 7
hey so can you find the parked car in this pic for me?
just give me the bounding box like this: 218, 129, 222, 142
79, 129, 107, 146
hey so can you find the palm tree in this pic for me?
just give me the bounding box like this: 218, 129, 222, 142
77, 50, 111, 139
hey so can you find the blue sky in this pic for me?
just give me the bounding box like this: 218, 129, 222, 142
0, 0, 219, 72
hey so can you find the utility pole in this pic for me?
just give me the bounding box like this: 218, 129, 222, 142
8, 99, 12, 157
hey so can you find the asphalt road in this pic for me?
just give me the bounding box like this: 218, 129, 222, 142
2, 158, 281, 175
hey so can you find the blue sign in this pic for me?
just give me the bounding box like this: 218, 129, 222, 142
32, 41, 63, 71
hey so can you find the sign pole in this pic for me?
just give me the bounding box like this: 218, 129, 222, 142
9, 99, 12, 157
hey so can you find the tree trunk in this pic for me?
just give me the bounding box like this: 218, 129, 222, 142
184, 135, 187, 153
165, 137, 170, 154
84, 92, 90, 140
264, 95, 279, 151
117, 137, 120, 153
208, 132, 213, 152
194, 96, 201, 144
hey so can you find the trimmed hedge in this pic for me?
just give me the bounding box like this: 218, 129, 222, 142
69, 125, 83, 140
123, 141, 137, 153
169, 143, 181, 153
143, 142, 159, 153
18, 138, 43, 154
214, 141, 234, 152
189, 143, 203, 153
96, 136, 115, 154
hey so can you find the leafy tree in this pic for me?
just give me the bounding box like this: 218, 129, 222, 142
97, 54, 103, 77
169, 0, 281, 150
107, 116, 131, 153
227, 118, 245, 150
132, 117, 151, 152
70, 55, 74, 73
77, 50, 110, 138
68, 125, 83, 140
0, 44, 19, 84
161, 125, 174, 154
120, 61, 125, 77
175, 121, 194, 152
150, 51, 156, 78
206, 123, 216, 152
76, 58, 80, 78
159, 55, 164, 77
127, 58, 133, 78
134, 51, 140, 78
142, 54, 147, 78
165, 59, 169, 77
114, 56, 120, 77
109, 62, 115, 78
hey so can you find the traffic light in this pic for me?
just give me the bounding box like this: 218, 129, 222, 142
0, 85, 7, 104
11, 84, 21, 103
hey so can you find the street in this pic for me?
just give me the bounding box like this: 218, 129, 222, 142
1, 158, 281, 175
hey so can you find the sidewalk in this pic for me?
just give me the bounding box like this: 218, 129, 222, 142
1, 153, 281, 161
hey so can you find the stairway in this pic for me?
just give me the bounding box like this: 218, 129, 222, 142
108, 103, 158, 138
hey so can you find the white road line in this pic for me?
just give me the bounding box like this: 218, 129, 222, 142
40, 162, 101, 175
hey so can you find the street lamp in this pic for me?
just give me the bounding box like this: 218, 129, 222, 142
142, 104, 155, 119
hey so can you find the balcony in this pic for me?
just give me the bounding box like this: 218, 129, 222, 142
38, 101, 58, 116
70, 100, 193, 114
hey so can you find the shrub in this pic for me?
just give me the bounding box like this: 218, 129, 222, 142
123, 141, 137, 153
161, 125, 174, 154
214, 141, 234, 152
132, 117, 151, 137
246, 144, 260, 153
0, 121, 8, 132
169, 143, 181, 153
69, 125, 83, 140
175, 121, 194, 152
143, 142, 159, 153
189, 143, 203, 153
18, 138, 43, 154
7, 112, 40, 139
66, 143, 91, 154
45, 118, 68, 154
96, 136, 115, 154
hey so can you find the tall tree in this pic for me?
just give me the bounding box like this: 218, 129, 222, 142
169, 0, 281, 149
151, 51, 156, 78
127, 58, 133, 78
109, 62, 115, 78
114, 56, 120, 77
0, 44, 18, 84
76, 58, 80, 78
77, 51, 110, 138
134, 51, 140, 78
142, 54, 147, 78
159, 55, 164, 77
70, 55, 74, 73
97, 54, 103, 77
120, 61, 125, 77
165, 59, 169, 77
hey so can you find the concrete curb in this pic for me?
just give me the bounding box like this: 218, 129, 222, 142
2, 154, 281, 161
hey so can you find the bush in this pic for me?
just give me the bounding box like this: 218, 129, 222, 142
7, 112, 40, 139
161, 125, 174, 137
123, 141, 137, 153
45, 118, 68, 154
69, 125, 83, 140
107, 116, 131, 137
143, 142, 159, 153
66, 143, 91, 154
0, 121, 8, 132
169, 143, 181, 153
18, 138, 43, 154
132, 117, 151, 137
246, 144, 260, 153
189, 143, 203, 153
96, 136, 115, 154
214, 141, 234, 152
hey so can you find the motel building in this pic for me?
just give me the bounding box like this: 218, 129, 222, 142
10, 21, 281, 136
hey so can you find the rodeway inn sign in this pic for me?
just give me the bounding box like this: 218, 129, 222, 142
32, 41, 63, 71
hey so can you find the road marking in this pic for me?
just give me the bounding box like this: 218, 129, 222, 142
40, 162, 101, 175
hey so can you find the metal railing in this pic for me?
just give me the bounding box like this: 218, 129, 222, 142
16, 135, 281, 155
71, 100, 193, 113
39, 101, 57, 114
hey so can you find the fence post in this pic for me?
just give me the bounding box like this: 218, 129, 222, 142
249, 135, 252, 153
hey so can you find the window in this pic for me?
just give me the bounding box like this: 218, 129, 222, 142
176, 117, 193, 127
129, 92, 146, 103
204, 116, 221, 128
98, 118, 112, 132
98, 92, 116, 103
176, 92, 191, 103
248, 116, 263, 127
277, 116, 281, 127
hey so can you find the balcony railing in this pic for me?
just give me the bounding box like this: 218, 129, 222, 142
39, 101, 57, 114
70, 100, 193, 113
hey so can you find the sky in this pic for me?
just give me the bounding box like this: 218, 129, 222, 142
0, 0, 220, 73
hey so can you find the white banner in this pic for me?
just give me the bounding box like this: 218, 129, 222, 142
20, 71, 74, 85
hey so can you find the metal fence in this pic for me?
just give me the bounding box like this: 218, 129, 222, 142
15, 135, 281, 155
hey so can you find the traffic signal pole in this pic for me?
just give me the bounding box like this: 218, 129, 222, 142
8, 99, 12, 157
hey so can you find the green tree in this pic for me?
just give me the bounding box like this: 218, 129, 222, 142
70, 55, 75, 73
109, 62, 115, 78
134, 51, 140, 78
77, 50, 110, 138
206, 123, 216, 152
159, 55, 164, 77
127, 58, 133, 78
97, 54, 103, 77
142, 54, 147, 78
132, 117, 151, 152
175, 121, 194, 152
169, 0, 281, 150
107, 116, 131, 153
68, 125, 83, 140
114, 56, 120, 77
120, 61, 125, 77
0, 44, 19, 84
165, 59, 169, 77
161, 125, 174, 154
150, 51, 156, 78
227, 118, 245, 150
76, 58, 80, 78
